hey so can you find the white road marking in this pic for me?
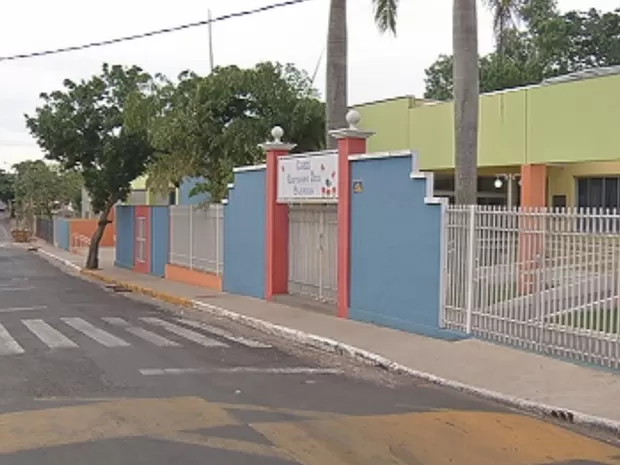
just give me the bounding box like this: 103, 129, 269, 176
102, 317, 181, 347
23, 319, 78, 349
139, 367, 344, 376
0, 323, 24, 355
177, 319, 271, 348
0, 286, 35, 292
140, 318, 227, 347
0, 306, 47, 313
62, 318, 131, 347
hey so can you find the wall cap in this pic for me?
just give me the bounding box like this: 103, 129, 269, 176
233, 164, 267, 173
329, 128, 375, 140
348, 150, 411, 161
258, 142, 297, 152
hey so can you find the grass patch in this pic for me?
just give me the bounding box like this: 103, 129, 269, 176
553, 308, 620, 334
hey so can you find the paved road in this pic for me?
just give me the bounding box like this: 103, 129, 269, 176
0, 219, 620, 464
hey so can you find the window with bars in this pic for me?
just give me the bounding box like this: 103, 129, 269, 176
136, 217, 146, 262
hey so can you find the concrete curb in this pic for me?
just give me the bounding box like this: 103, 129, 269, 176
34, 246, 620, 436
37, 248, 81, 272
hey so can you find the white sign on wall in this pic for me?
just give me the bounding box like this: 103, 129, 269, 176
277, 153, 338, 203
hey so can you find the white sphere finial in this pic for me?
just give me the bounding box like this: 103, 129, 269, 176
346, 110, 361, 129
271, 126, 284, 143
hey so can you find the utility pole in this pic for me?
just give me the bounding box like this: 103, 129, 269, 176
208, 8, 214, 73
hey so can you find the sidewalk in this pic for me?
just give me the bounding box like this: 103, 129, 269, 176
28, 240, 620, 429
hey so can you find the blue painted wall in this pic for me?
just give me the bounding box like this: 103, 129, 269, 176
349, 155, 459, 340
223, 169, 266, 299
54, 218, 70, 251
178, 177, 210, 205
115, 205, 135, 269
150, 206, 170, 277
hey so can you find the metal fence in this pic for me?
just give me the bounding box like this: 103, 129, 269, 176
169, 205, 224, 275
288, 204, 338, 304
442, 205, 620, 369
70, 234, 91, 256
35, 216, 54, 244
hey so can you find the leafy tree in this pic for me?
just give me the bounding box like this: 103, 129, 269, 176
14, 161, 56, 218
425, 31, 543, 100
147, 62, 325, 203
25, 63, 160, 269
424, 4, 620, 101
55, 167, 84, 213
13, 161, 83, 220
532, 7, 620, 76
325, 0, 399, 149
0, 169, 15, 207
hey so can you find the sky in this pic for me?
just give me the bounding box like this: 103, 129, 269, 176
0, 0, 616, 167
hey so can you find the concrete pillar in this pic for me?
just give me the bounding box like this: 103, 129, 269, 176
329, 110, 374, 318
261, 126, 296, 300
519, 164, 547, 293
520, 164, 547, 208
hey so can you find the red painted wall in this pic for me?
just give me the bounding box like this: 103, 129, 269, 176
133, 206, 151, 274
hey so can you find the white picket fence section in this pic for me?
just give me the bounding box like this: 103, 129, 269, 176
442, 205, 620, 369
169, 205, 224, 275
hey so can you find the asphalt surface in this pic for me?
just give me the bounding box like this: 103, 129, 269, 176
1, 219, 620, 464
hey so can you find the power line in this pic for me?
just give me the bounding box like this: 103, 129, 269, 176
0, 0, 312, 63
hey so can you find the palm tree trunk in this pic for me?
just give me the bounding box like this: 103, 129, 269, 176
453, 0, 479, 205
325, 0, 348, 150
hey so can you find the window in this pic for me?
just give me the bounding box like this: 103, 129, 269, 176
576, 177, 620, 232
577, 177, 620, 209
136, 217, 146, 262
433, 175, 509, 205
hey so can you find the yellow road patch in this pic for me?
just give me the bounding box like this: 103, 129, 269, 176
1, 396, 619, 465
256, 410, 620, 465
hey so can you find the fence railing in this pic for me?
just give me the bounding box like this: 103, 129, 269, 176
35, 216, 54, 244
71, 234, 91, 255
169, 205, 224, 275
442, 205, 620, 369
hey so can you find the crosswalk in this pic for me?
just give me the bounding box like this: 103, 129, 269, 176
0, 317, 272, 356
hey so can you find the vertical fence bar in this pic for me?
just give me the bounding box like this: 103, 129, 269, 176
189, 206, 193, 270
318, 209, 324, 301
465, 205, 476, 334
438, 202, 448, 328
215, 205, 221, 276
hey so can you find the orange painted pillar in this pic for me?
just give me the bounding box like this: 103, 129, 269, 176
520, 164, 547, 208
519, 164, 547, 293
261, 126, 296, 300
329, 110, 375, 318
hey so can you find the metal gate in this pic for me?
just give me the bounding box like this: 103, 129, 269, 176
288, 204, 338, 304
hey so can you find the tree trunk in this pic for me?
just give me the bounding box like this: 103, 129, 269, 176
325, 0, 348, 149
85, 202, 114, 270
453, 0, 479, 205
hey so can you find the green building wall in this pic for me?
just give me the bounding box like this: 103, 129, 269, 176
355, 72, 620, 171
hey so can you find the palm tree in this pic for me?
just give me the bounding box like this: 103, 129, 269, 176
325, 0, 399, 149
453, 0, 479, 204
483, 0, 524, 55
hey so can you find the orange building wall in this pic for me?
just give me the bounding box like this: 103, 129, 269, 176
165, 264, 222, 292
69, 217, 116, 247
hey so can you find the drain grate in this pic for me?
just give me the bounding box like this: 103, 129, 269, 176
549, 409, 575, 423
105, 284, 132, 293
